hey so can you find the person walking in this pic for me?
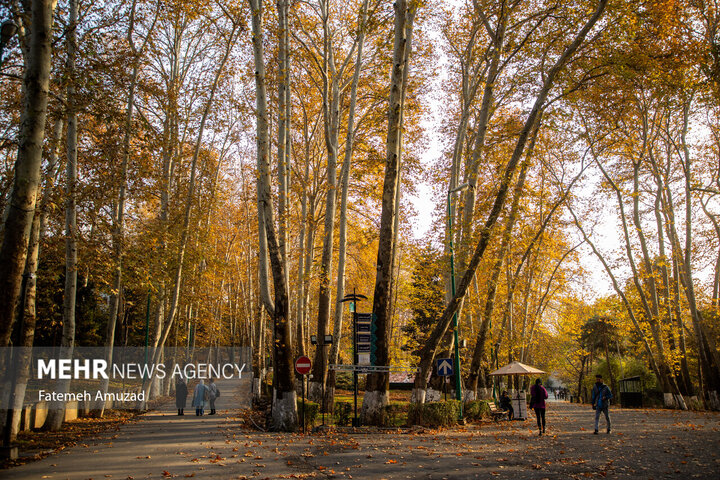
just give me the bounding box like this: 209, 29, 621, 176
192, 379, 208, 416
207, 378, 219, 415
591, 374, 613, 434
175, 376, 188, 416
529, 378, 548, 435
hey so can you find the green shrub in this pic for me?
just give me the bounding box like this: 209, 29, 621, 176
464, 400, 490, 421
335, 402, 352, 426
383, 402, 408, 427
407, 400, 461, 427
297, 399, 319, 427
335, 372, 354, 390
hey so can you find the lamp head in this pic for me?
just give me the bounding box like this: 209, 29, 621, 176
324, 334, 333, 345
1, 20, 18, 45
449, 182, 473, 194
310, 335, 318, 345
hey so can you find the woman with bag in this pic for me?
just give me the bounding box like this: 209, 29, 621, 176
208, 378, 219, 415
529, 378, 548, 436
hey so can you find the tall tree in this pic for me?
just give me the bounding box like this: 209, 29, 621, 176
45, 0, 79, 431
362, 0, 416, 423
327, 0, 371, 409
98, 0, 159, 416
249, 0, 298, 431
411, 0, 609, 402
0, 0, 58, 347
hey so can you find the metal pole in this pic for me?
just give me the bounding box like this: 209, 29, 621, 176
494, 344, 500, 402
144, 289, 150, 373
353, 288, 358, 427
447, 190, 463, 419
492, 347, 497, 402
302, 374, 306, 434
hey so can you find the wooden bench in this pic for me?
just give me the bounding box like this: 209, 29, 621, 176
487, 401, 508, 421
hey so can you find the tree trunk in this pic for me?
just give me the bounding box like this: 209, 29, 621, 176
411, 1, 607, 401
456, 3, 508, 275
277, 0, 291, 326
676, 101, 720, 408
568, 204, 667, 388
0, 0, 57, 348
98, 1, 157, 415
577, 355, 587, 403
141, 17, 240, 403
327, 0, 370, 409
250, 0, 297, 431
592, 140, 682, 407
45, 0, 79, 431
362, 0, 414, 424
310, 0, 341, 405
467, 126, 537, 397
6, 119, 62, 441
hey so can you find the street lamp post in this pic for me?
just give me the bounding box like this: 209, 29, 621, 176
447, 182, 472, 420
311, 333, 333, 426
493, 342, 501, 402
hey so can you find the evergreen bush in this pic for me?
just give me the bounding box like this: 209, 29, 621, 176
407, 400, 461, 427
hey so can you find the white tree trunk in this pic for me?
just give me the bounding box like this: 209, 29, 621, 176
45, 0, 79, 431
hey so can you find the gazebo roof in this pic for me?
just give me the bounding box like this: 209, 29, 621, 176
489, 361, 546, 376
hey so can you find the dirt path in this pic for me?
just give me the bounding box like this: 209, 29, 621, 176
3, 395, 719, 479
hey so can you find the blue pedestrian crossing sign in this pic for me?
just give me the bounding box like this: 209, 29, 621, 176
436, 358, 453, 376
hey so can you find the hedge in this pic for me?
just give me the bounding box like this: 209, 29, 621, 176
464, 400, 491, 421
407, 400, 462, 427
335, 402, 352, 426
297, 399, 319, 427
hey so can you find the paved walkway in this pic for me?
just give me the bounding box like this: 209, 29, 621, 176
4, 391, 720, 479
3, 376, 252, 479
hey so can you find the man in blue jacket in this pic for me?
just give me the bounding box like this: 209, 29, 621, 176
591, 374, 613, 434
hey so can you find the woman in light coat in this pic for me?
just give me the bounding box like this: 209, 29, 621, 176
192, 379, 208, 416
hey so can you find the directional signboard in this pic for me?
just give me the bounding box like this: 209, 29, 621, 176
357, 333, 372, 343
436, 358, 453, 376
355, 312, 378, 365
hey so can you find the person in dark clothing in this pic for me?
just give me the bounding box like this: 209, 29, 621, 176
499, 390, 514, 420
591, 374, 613, 434
529, 378, 548, 435
175, 376, 188, 416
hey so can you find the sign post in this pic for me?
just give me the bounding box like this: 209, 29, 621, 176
340, 290, 367, 427
437, 358, 454, 403
295, 356, 312, 433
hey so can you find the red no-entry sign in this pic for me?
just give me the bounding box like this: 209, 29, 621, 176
295, 355, 312, 375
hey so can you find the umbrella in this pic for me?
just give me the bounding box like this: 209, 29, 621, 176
489, 361, 545, 376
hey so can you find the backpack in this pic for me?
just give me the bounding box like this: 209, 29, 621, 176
601, 385, 611, 405
215, 387, 221, 398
